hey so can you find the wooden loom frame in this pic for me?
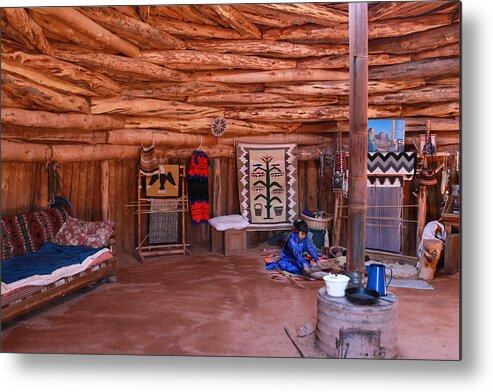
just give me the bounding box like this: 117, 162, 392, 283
133, 166, 191, 262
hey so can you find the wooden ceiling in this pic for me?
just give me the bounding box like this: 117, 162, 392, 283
1, 2, 460, 159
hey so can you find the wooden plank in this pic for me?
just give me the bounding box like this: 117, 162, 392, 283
35, 162, 49, 210
77, 161, 88, 220
298, 160, 307, 213
306, 160, 318, 212
212, 158, 222, 218
444, 233, 460, 274
85, 159, 95, 220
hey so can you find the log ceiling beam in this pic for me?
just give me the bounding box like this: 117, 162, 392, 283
209, 5, 262, 39
2, 71, 90, 113
51, 44, 188, 81
1, 108, 125, 130
77, 7, 186, 49
2, 8, 53, 55
140, 49, 296, 70
32, 7, 141, 57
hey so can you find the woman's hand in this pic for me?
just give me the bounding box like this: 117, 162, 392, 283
303, 264, 311, 275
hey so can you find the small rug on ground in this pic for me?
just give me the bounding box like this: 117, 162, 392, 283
389, 279, 434, 290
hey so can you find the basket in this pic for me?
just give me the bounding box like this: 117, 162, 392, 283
301, 212, 334, 230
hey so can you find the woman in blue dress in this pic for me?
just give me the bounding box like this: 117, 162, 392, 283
266, 220, 320, 275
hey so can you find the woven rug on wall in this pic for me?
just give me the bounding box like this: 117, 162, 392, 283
367, 152, 416, 176
236, 142, 298, 230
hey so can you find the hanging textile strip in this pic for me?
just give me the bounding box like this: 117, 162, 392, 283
188, 150, 210, 224
367, 152, 416, 175
367, 177, 402, 187
139, 144, 159, 176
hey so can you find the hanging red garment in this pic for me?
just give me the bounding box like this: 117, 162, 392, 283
187, 151, 210, 224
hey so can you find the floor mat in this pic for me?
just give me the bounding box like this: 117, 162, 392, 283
389, 279, 434, 290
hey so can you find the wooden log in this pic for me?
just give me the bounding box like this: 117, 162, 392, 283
91, 97, 223, 118
2, 71, 90, 113
1, 139, 52, 162
33, 7, 140, 57
1, 16, 37, 52
218, 134, 333, 147
369, 14, 452, 39
1, 87, 34, 110
2, 8, 52, 55
196, 5, 233, 28
78, 7, 186, 49
140, 49, 296, 70
368, 1, 453, 22
100, 160, 110, 221
347, 3, 368, 275
2, 108, 125, 130
411, 43, 460, 61
28, 9, 117, 53
368, 105, 402, 118
369, 53, 413, 66
259, 3, 348, 24
299, 122, 340, 134
2, 128, 107, 144
192, 68, 348, 83
402, 101, 459, 118
369, 58, 459, 81
121, 81, 263, 98
212, 158, 223, 217
225, 105, 349, 122
175, 5, 218, 26
116, 6, 142, 20
265, 80, 425, 96
297, 55, 348, 69
147, 14, 243, 39
3, 50, 122, 96
188, 92, 338, 106
209, 5, 262, 39
426, 76, 460, 86
369, 24, 459, 55
52, 44, 187, 82
185, 39, 349, 58
232, 5, 305, 28
306, 160, 318, 211
123, 117, 299, 134
369, 86, 459, 105
263, 24, 348, 43
1, 56, 96, 97
405, 118, 460, 132
107, 129, 216, 147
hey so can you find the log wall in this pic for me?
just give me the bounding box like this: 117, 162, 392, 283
1, 3, 461, 256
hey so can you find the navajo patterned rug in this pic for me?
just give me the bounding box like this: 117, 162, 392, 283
367, 152, 416, 176
237, 143, 298, 230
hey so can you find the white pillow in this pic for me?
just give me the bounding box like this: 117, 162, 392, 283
209, 215, 250, 231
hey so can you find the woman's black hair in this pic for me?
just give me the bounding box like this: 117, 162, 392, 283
294, 220, 309, 233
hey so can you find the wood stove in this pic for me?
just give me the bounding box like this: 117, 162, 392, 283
314, 288, 398, 359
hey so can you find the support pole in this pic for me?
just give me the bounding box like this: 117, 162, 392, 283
347, 3, 368, 282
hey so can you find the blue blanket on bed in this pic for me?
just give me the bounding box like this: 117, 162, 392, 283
1, 242, 102, 284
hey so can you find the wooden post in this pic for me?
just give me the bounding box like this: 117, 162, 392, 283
101, 160, 110, 220
416, 185, 427, 249
332, 192, 342, 246
212, 158, 222, 217
346, 3, 368, 276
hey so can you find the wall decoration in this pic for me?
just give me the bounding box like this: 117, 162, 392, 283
188, 150, 210, 224
211, 117, 227, 137
149, 200, 179, 244
236, 142, 298, 230
420, 133, 437, 155
143, 164, 181, 198
367, 152, 416, 176
368, 119, 405, 153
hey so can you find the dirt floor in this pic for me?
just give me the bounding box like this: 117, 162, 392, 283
0, 246, 460, 359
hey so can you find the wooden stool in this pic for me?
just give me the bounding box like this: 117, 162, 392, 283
211, 227, 247, 256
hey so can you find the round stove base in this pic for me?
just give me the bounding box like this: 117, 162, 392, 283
315, 287, 398, 359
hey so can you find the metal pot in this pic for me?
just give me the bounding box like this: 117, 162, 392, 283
345, 287, 393, 305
